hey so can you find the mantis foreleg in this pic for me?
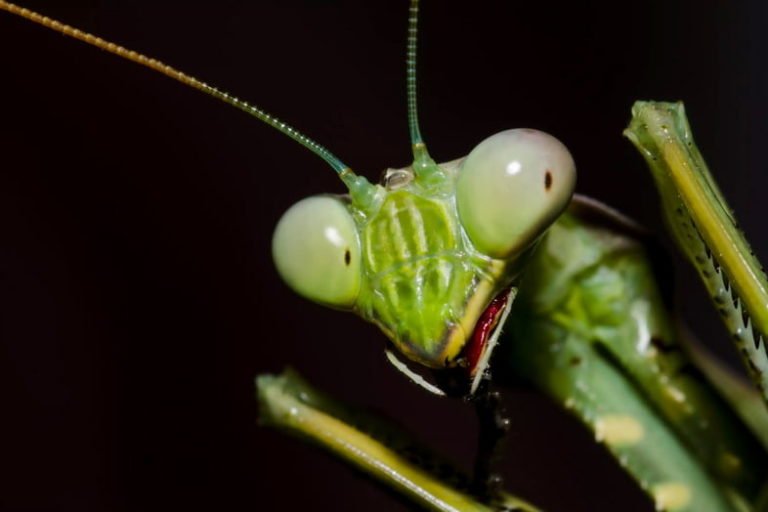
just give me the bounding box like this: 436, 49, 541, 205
500, 207, 767, 510
626, 101, 768, 405
257, 369, 539, 512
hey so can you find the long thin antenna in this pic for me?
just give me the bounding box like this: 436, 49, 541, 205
406, 0, 424, 148
0, 1, 351, 175
406, 0, 437, 176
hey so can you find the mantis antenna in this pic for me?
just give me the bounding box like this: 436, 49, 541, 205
406, 0, 439, 178
0, 1, 378, 206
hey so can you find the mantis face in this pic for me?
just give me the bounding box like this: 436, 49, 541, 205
273, 129, 575, 393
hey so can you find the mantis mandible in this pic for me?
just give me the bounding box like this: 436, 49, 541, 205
2, 2, 768, 511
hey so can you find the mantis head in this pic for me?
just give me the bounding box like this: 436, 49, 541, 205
0, 0, 575, 396
272, 129, 575, 395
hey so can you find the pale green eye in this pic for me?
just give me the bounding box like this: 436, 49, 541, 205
456, 129, 576, 259
272, 196, 361, 309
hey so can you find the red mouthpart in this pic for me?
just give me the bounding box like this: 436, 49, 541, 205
465, 288, 511, 377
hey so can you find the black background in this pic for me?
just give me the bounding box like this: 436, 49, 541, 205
2, 1, 768, 511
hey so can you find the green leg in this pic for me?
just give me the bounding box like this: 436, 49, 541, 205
685, 334, 768, 450
502, 321, 737, 512
626, 101, 768, 404
257, 369, 540, 512
500, 210, 766, 510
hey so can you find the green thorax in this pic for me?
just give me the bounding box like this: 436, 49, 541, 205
349, 159, 514, 368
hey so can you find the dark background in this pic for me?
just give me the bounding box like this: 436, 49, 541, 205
2, 1, 767, 510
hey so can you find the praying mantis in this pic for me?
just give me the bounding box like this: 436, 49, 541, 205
3, 1, 768, 511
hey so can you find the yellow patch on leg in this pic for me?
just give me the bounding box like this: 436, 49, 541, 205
652, 483, 691, 511
594, 415, 644, 446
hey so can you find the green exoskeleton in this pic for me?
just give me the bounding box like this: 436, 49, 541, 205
3, 1, 768, 511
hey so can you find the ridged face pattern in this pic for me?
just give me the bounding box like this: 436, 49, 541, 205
358, 189, 484, 367
456, 129, 577, 259
272, 196, 361, 309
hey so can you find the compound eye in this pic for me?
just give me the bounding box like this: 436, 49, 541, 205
456, 129, 576, 259
272, 196, 361, 309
